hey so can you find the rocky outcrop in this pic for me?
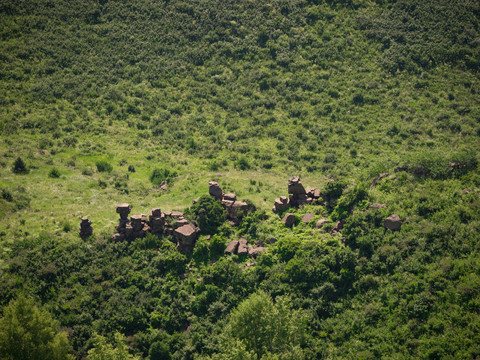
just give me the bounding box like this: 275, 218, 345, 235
224, 238, 267, 257
111, 204, 199, 252
384, 214, 402, 230
209, 182, 253, 224
273, 177, 322, 213
80, 217, 92, 239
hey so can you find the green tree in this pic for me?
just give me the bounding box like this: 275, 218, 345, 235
87, 332, 139, 360
0, 296, 72, 360
186, 195, 226, 235
220, 291, 308, 359
12, 157, 28, 174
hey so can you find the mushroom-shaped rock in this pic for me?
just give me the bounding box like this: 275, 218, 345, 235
315, 218, 329, 229
225, 240, 239, 254
288, 176, 306, 195
301, 212, 314, 223
282, 213, 297, 227
209, 181, 223, 200
130, 215, 144, 231
116, 203, 131, 220
237, 238, 248, 255
384, 214, 402, 230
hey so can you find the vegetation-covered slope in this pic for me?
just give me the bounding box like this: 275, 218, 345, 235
0, 0, 479, 359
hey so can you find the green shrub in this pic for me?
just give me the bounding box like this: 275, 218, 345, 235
48, 168, 61, 178
95, 160, 113, 173
186, 195, 226, 235
12, 157, 28, 174
234, 157, 251, 170
150, 168, 177, 186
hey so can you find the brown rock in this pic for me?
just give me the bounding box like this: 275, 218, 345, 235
369, 203, 387, 209
302, 212, 314, 223
111, 233, 125, 242
225, 240, 239, 254
230, 201, 249, 219
237, 238, 248, 255
282, 213, 296, 227
313, 189, 321, 199
288, 176, 306, 195
174, 223, 199, 245
80, 217, 93, 238
150, 208, 162, 217
384, 214, 402, 230
315, 218, 329, 229
116, 203, 131, 220
209, 181, 223, 200
371, 173, 389, 187
223, 193, 237, 201
248, 246, 268, 257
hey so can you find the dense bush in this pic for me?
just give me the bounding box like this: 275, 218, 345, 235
12, 157, 28, 174
150, 168, 177, 186
95, 161, 113, 173
186, 195, 226, 235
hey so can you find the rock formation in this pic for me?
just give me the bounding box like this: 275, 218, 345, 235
111, 203, 199, 252
224, 238, 267, 257
273, 177, 322, 213
208, 181, 253, 224
80, 217, 93, 239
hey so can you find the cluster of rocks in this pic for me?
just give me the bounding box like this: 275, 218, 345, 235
224, 238, 268, 257
273, 176, 322, 213
79, 217, 93, 239
111, 203, 199, 253
208, 181, 251, 224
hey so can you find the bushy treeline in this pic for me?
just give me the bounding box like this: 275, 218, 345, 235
1, 166, 480, 359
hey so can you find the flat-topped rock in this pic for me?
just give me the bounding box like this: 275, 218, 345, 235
116, 203, 131, 219
223, 193, 237, 201
174, 223, 199, 244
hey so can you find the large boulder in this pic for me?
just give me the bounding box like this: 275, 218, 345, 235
223, 193, 237, 201
384, 214, 402, 230
315, 218, 329, 229
288, 176, 306, 195
248, 246, 268, 257
225, 240, 239, 254
273, 196, 290, 213
116, 203, 131, 220
209, 181, 223, 200
282, 213, 297, 227
237, 238, 248, 255
230, 201, 249, 219
301, 212, 314, 223
174, 223, 199, 246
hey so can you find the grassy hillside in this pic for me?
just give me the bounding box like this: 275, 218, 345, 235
0, 0, 479, 359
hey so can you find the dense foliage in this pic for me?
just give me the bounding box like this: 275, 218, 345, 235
0, 0, 479, 359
